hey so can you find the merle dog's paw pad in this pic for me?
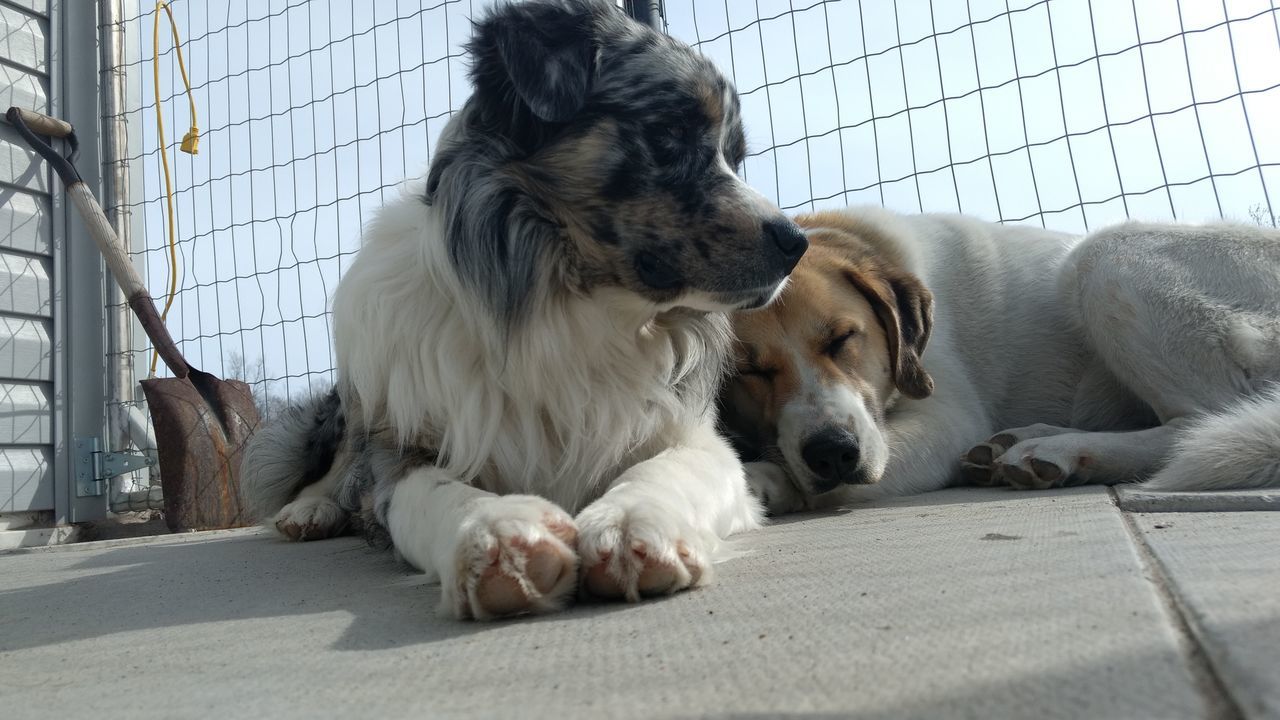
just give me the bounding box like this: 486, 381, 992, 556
448, 497, 579, 621
575, 503, 711, 602
580, 537, 705, 601
467, 535, 577, 618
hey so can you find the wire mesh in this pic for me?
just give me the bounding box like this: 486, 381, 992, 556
101, 0, 1280, 505
668, 0, 1278, 227
102, 0, 485, 457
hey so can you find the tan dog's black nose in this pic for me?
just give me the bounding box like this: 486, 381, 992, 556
802, 428, 861, 492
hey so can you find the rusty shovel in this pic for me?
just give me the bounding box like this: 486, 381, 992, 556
7, 106, 260, 532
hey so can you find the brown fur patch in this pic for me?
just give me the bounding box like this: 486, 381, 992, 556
700, 83, 724, 127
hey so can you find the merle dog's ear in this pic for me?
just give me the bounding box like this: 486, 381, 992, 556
469, 1, 601, 123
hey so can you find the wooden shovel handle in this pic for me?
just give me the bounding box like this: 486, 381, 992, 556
6, 107, 73, 138
7, 106, 192, 378
67, 184, 191, 378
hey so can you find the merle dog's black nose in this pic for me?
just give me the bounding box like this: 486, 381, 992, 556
802, 428, 861, 492
763, 217, 808, 262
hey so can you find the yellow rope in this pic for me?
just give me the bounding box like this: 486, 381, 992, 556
150, 1, 200, 375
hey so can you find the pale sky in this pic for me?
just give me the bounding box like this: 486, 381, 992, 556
118, 0, 1280, 404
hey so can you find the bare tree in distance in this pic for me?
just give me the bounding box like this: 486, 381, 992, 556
225, 352, 291, 422
1248, 203, 1276, 228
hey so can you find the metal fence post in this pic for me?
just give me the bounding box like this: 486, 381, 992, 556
624, 0, 664, 31
53, 0, 111, 523
99, 0, 161, 512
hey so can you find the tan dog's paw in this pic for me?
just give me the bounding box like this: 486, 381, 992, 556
446, 495, 578, 621
960, 436, 1014, 486
961, 424, 1077, 487
993, 446, 1079, 490
575, 500, 712, 602
990, 434, 1096, 490
744, 461, 807, 515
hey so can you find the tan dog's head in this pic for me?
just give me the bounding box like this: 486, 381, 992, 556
720, 210, 934, 496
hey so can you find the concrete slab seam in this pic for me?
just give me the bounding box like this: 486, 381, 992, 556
1110, 489, 1246, 720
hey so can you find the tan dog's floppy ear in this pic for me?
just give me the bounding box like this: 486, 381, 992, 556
846, 269, 935, 399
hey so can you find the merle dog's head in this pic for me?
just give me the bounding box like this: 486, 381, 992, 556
426, 0, 807, 326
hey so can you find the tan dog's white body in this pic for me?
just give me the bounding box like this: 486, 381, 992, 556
723, 207, 1280, 512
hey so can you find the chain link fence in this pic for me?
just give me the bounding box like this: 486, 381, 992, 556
100, 0, 1279, 511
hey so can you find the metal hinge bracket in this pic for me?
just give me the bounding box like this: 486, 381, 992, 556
74, 436, 155, 497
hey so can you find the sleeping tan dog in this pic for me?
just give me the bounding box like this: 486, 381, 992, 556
721, 207, 1280, 514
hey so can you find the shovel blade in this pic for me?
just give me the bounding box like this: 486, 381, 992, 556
140, 373, 260, 532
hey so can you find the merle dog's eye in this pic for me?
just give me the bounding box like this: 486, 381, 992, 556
825, 330, 858, 358
668, 125, 688, 142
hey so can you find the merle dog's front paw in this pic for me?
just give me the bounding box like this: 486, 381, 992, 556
444, 495, 579, 620
575, 498, 713, 602
274, 496, 349, 541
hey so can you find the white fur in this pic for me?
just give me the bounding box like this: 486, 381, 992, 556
332, 182, 762, 618
777, 351, 890, 494
576, 423, 762, 601
386, 476, 578, 620
335, 182, 732, 505
774, 209, 1280, 503
829, 209, 1083, 500
1146, 387, 1280, 491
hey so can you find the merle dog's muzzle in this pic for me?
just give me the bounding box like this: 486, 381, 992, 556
726, 215, 807, 307
631, 211, 807, 311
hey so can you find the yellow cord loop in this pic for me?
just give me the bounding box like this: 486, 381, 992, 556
150, 1, 200, 375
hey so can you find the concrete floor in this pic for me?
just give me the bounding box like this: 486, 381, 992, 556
1, 486, 1276, 719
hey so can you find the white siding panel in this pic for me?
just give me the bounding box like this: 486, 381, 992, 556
0, 251, 51, 317
0, 0, 51, 514
0, 62, 47, 114
0, 381, 49, 443
0, 125, 49, 193
0, 446, 51, 511
0, 2, 48, 17
0, 189, 50, 255
0, 316, 50, 380
0, 5, 47, 72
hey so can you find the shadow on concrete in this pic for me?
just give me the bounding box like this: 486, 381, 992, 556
0, 532, 679, 653
0, 487, 1140, 656
4, 484, 1275, 717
